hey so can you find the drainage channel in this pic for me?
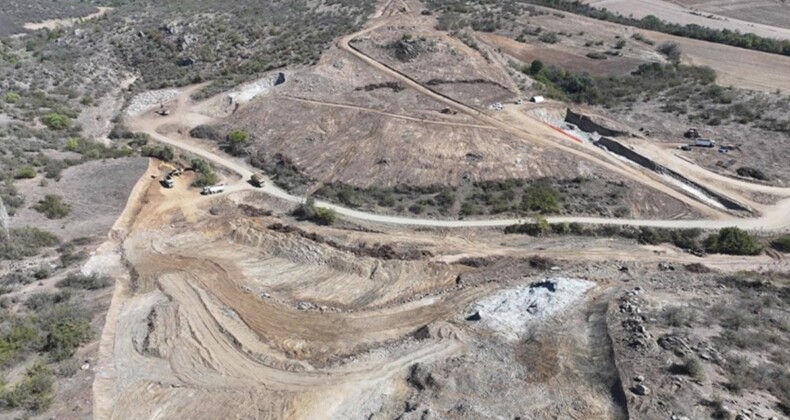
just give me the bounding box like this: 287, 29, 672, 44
594, 137, 751, 213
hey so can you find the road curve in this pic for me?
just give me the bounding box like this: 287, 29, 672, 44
135, 125, 790, 232
125, 18, 790, 233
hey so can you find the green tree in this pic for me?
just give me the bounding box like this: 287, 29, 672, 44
522, 184, 561, 214
226, 129, 250, 156
529, 60, 544, 76
705, 227, 764, 255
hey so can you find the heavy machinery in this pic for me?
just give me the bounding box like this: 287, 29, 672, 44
201, 184, 225, 195
163, 176, 174, 189
250, 174, 265, 188
684, 127, 700, 139
159, 162, 183, 177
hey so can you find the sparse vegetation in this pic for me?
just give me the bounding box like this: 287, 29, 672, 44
57, 273, 112, 290
0, 363, 54, 414
0, 228, 59, 260
33, 195, 71, 219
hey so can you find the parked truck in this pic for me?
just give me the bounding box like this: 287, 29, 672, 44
201, 184, 225, 195
250, 174, 265, 188
694, 138, 716, 148
163, 176, 174, 189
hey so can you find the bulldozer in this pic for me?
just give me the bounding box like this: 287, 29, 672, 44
683, 127, 700, 139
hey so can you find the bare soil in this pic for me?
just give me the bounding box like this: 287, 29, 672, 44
11, 157, 148, 241
584, 0, 790, 40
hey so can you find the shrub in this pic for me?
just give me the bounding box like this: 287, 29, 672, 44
33, 195, 71, 219
57, 273, 112, 290
529, 60, 544, 75
141, 144, 174, 161
586, 52, 608, 60
313, 208, 336, 226
736, 167, 769, 181
0, 227, 59, 260
226, 129, 250, 156
190, 158, 219, 188
42, 112, 72, 131
772, 235, 790, 253
293, 197, 336, 225
684, 357, 706, 381
189, 124, 222, 141
657, 41, 681, 62
3, 92, 20, 103
538, 32, 559, 44
705, 227, 764, 255
0, 363, 54, 414
522, 184, 561, 214
14, 166, 36, 179
43, 318, 92, 362
25, 291, 72, 311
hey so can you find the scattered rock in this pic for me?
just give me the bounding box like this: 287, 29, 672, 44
632, 384, 650, 396
634, 375, 644, 382
80, 363, 90, 370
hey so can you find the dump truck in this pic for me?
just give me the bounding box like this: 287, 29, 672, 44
250, 174, 265, 188
201, 184, 225, 195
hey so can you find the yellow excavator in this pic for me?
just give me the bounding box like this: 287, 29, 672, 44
159, 162, 183, 177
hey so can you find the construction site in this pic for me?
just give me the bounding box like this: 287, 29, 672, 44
1, 0, 789, 419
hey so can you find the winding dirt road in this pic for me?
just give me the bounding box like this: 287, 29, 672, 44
126, 10, 790, 233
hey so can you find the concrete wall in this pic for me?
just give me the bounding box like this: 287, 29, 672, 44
566, 109, 628, 137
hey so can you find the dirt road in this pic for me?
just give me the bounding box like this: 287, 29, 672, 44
124, 23, 790, 232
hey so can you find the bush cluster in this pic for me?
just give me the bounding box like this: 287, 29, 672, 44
33, 195, 71, 219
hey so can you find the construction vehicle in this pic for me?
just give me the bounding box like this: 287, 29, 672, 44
250, 174, 265, 188
684, 127, 700, 139
694, 138, 716, 148
201, 184, 225, 195
163, 176, 174, 189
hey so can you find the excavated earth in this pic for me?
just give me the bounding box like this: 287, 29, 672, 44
93, 176, 641, 419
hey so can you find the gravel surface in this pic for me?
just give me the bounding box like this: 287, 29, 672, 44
124, 89, 180, 118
